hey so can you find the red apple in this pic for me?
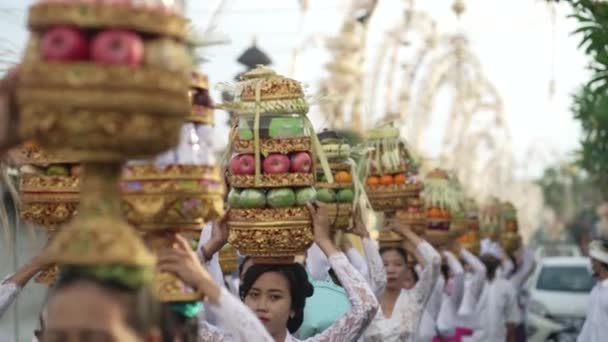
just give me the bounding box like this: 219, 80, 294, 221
230, 154, 255, 175
262, 153, 290, 174
41, 26, 88, 61
91, 30, 144, 66
290, 151, 312, 173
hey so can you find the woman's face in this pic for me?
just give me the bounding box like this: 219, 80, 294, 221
43, 282, 144, 342
244, 271, 293, 337
382, 250, 408, 291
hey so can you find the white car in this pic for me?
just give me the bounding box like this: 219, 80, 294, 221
527, 257, 594, 342
535, 244, 582, 260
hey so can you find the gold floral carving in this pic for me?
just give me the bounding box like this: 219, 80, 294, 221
144, 233, 203, 302
378, 230, 403, 248
366, 195, 407, 213
123, 164, 222, 182
10, 143, 80, 165
48, 216, 155, 267
227, 207, 314, 259
240, 75, 304, 102
123, 193, 223, 231
21, 202, 78, 227
326, 203, 353, 231
20, 62, 189, 101
28, 3, 188, 39
229, 173, 314, 188
232, 137, 312, 154
227, 224, 314, 259
228, 207, 311, 222
19, 107, 183, 161
219, 247, 238, 274
21, 174, 80, 193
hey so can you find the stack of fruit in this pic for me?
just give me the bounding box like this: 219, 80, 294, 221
360, 126, 422, 247
457, 198, 481, 255
17, 0, 190, 295
422, 168, 460, 246
500, 202, 521, 254
224, 66, 332, 263
480, 197, 501, 241
11, 142, 81, 284
315, 131, 356, 231
362, 126, 422, 213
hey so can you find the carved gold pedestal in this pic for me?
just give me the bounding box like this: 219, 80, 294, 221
227, 207, 314, 264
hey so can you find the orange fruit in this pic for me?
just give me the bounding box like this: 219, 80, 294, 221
394, 174, 406, 184
380, 175, 394, 185
335, 171, 353, 184
367, 176, 380, 186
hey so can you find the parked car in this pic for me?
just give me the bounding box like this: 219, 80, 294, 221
527, 257, 594, 342
534, 244, 582, 260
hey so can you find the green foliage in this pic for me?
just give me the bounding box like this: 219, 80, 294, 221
564, 0, 608, 197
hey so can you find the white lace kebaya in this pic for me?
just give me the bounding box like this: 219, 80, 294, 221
0, 274, 21, 319
198, 253, 379, 342
361, 241, 441, 342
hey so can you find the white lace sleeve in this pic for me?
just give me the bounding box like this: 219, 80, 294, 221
0, 275, 21, 319
203, 287, 273, 342
346, 247, 369, 281
413, 242, 441, 304
306, 243, 331, 281
362, 238, 386, 299
302, 253, 379, 342
443, 251, 465, 308
459, 248, 486, 315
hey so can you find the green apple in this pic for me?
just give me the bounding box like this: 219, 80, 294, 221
267, 188, 296, 208
46, 165, 70, 176
316, 188, 336, 203
239, 189, 267, 208
296, 187, 317, 205
336, 188, 354, 203
227, 189, 241, 208
268, 117, 304, 139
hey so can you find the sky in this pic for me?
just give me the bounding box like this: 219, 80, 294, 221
0, 0, 589, 178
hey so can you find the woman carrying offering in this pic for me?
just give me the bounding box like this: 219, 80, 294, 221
361, 221, 441, 342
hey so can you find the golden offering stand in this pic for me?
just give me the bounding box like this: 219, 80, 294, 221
224, 66, 334, 264
422, 169, 460, 247
10, 143, 81, 284
500, 201, 521, 254
457, 198, 481, 255
360, 126, 424, 247
16, 0, 191, 288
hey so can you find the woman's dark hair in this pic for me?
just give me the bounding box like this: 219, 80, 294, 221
379, 246, 408, 263
379, 246, 419, 283
160, 304, 199, 342
480, 254, 501, 281
239, 256, 252, 278
240, 263, 314, 333
52, 273, 160, 335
